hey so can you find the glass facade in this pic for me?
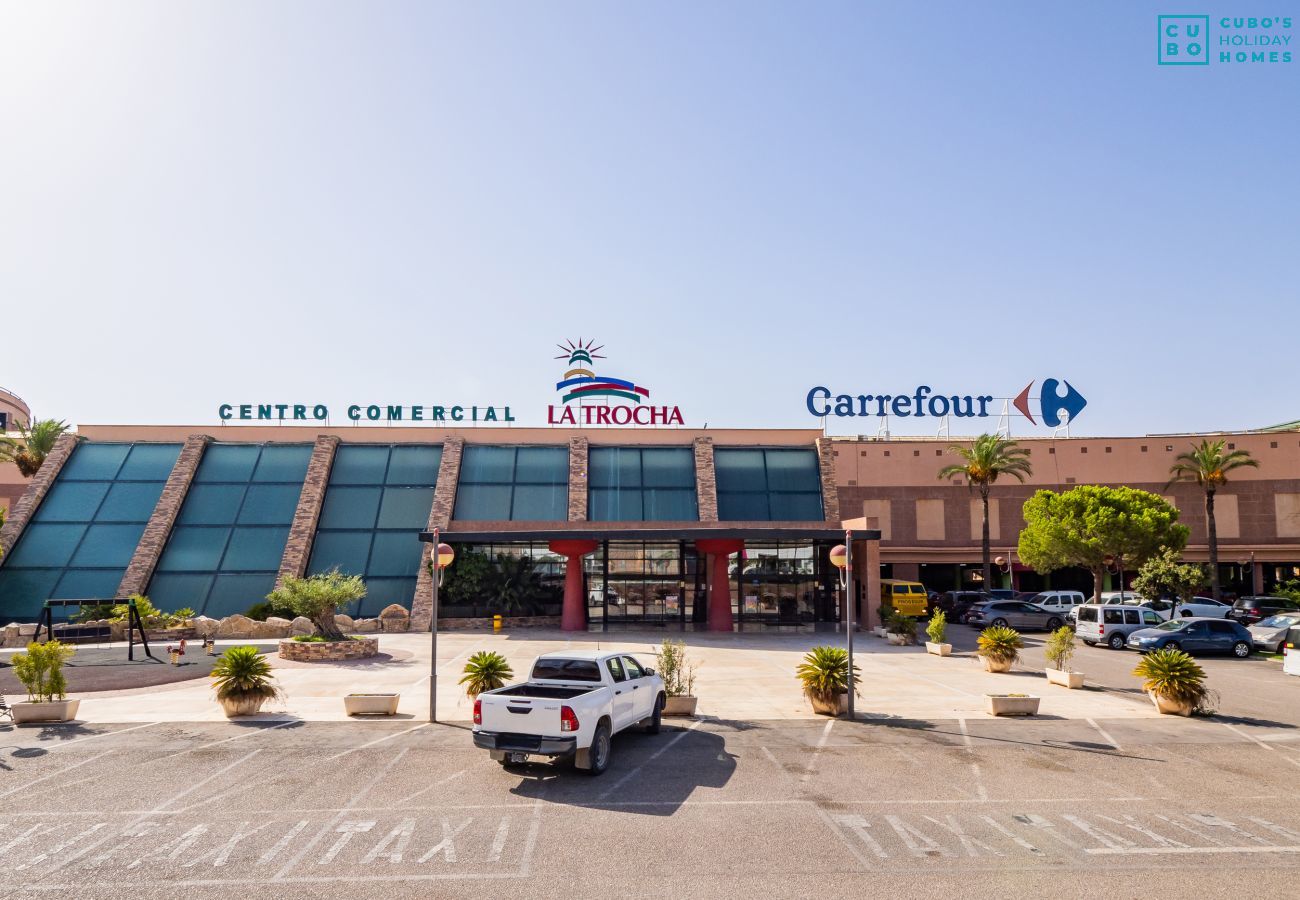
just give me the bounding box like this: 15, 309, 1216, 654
732, 541, 838, 624
588, 447, 698, 521
437, 541, 564, 618
306, 444, 442, 617
148, 443, 311, 618
714, 448, 824, 521
0, 443, 181, 620
453, 446, 568, 521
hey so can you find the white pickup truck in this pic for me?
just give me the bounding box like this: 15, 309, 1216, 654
472, 650, 666, 775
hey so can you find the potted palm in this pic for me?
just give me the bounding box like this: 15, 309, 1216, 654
873, 603, 893, 638
211, 646, 282, 717
10, 640, 79, 723
925, 611, 952, 657
653, 639, 699, 716
976, 625, 1022, 673
458, 651, 514, 698
1133, 647, 1209, 716
886, 610, 918, 646
1044, 625, 1085, 688
796, 646, 860, 715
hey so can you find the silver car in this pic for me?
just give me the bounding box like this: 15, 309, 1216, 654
966, 600, 1067, 632
1248, 613, 1300, 653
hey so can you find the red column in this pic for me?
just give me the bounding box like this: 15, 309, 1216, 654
696, 539, 744, 633
550, 540, 598, 632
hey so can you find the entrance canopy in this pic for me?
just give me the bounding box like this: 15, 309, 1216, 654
419, 525, 877, 543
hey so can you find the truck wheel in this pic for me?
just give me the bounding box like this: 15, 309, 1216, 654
644, 694, 664, 734
577, 722, 612, 776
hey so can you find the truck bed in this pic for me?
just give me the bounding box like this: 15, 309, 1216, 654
490, 684, 595, 700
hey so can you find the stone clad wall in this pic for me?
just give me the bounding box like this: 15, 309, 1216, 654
278, 636, 379, 661
568, 436, 588, 521
0, 432, 79, 557
275, 435, 340, 589
118, 434, 211, 598
815, 437, 841, 523
410, 437, 465, 631
694, 437, 718, 522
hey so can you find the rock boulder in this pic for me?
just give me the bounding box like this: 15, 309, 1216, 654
192, 616, 220, 638
353, 618, 378, 633
290, 616, 315, 636
334, 614, 355, 631
215, 614, 257, 639
378, 604, 410, 633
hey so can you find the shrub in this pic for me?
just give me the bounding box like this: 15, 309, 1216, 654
459, 651, 514, 698
977, 625, 1023, 665
266, 570, 367, 640
243, 600, 297, 622
653, 639, 697, 697
926, 610, 947, 645
291, 634, 356, 643
210, 646, 282, 703
1133, 647, 1210, 710
1044, 626, 1077, 671
12, 640, 76, 702
796, 646, 860, 704
886, 610, 918, 644
104, 594, 192, 629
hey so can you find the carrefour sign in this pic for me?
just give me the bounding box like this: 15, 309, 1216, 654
807, 379, 1087, 427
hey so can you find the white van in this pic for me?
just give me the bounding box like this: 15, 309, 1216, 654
1024, 591, 1086, 616
1076, 603, 1165, 650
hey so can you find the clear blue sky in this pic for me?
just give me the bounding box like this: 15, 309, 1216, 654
1, 1, 1296, 437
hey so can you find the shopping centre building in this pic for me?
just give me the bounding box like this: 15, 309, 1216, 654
3, 419, 1300, 631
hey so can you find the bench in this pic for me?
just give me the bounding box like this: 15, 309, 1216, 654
51, 625, 113, 644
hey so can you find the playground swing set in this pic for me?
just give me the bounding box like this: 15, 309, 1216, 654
31, 597, 155, 661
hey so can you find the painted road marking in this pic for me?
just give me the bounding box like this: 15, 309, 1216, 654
598, 720, 704, 799
0, 749, 115, 801
800, 719, 835, 783
1085, 718, 1121, 751
326, 724, 429, 761
1221, 721, 1277, 752
42, 722, 161, 753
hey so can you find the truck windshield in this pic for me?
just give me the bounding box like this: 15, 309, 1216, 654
531, 659, 603, 682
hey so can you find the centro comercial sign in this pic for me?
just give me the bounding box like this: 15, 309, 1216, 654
806, 378, 1087, 427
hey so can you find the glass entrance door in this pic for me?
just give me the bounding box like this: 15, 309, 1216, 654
588, 541, 687, 629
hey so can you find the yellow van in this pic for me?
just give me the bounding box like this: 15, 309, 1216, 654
880, 580, 928, 616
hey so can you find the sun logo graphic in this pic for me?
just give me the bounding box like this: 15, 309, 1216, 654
547, 338, 684, 426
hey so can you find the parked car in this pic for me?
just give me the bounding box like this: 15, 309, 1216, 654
1075, 603, 1165, 650
1097, 591, 1145, 605
965, 600, 1065, 631
1248, 613, 1300, 653
472, 651, 666, 775
1125, 617, 1254, 658
934, 590, 991, 621
1023, 591, 1087, 618
985, 589, 1018, 601
962, 601, 991, 624
1141, 596, 1234, 620
1228, 596, 1295, 626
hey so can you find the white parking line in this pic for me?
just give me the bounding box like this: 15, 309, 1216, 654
326, 724, 429, 761
42, 722, 161, 752
1086, 844, 1300, 855
1221, 721, 1276, 752
598, 720, 704, 799
153, 719, 298, 762
800, 719, 835, 783
1086, 718, 1121, 751
0, 750, 114, 801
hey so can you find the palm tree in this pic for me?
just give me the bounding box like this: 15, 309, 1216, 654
14, 419, 70, 477
1167, 439, 1259, 600
938, 434, 1033, 592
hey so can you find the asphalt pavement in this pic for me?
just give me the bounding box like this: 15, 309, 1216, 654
2, 703, 1298, 899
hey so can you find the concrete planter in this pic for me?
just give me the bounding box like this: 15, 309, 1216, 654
219, 695, 268, 718
925, 642, 952, 657
278, 637, 379, 662
663, 695, 698, 717
986, 694, 1040, 716
872, 627, 889, 638
344, 693, 400, 716
1045, 668, 1085, 689
11, 698, 80, 723
980, 655, 1014, 673
806, 691, 848, 716
886, 633, 914, 646
1148, 691, 1194, 717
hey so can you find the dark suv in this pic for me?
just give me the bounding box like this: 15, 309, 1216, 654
1228, 596, 1294, 626
934, 591, 991, 622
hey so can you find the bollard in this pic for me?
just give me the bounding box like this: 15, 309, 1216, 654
493, 614, 503, 633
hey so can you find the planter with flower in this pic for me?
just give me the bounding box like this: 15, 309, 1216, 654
10, 640, 79, 723
925, 611, 952, 657
1044, 625, 1085, 688
886, 610, 918, 646
976, 625, 1022, 673
796, 645, 861, 716
211, 646, 283, 717
1133, 647, 1210, 716
653, 639, 699, 716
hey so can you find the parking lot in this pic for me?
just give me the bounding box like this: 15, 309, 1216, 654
3, 708, 1299, 900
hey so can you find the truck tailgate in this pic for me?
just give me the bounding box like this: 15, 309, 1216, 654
479, 693, 565, 736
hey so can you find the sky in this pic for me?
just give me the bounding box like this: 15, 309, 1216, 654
1, 1, 1296, 438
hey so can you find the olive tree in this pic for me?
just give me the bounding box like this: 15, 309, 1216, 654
1017, 485, 1189, 602
266, 570, 367, 640
1132, 549, 1208, 605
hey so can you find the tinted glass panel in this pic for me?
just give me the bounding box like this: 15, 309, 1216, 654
769, 492, 824, 520
765, 450, 821, 491
70, 523, 146, 568
589, 448, 641, 489
52, 568, 126, 601
459, 446, 515, 483
0, 569, 62, 618
195, 445, 260, 482
641, 448, 695, 488
356, 578, 416, 617
220, 527, 290, 571
385, 446, 442, 485
531, 658, 602, 682
97, 482, 165, 522
318, 486, 383, 529
147, 573, 215, 610
5, 523, 87, 567
59, 444, 129, 481
177, 484, 247, 525
367, 531, 423, 577
714, 449, 766, 492
511, 484, 567, 520
453, 484, 512, 520
513, 447, 568, 484
717, 493, 769, 521
716, 448, 823, 522
589, 487, 641, 522
205, 574, 277, 618
376, 487, 436, 530
118, 444, 182, 480
156, 527, 230, 572
251, 445, 312, 482
33, 482, 110, 522
307, 531, 372, 575
329, 446, 391, 485
236, 484, 302, 525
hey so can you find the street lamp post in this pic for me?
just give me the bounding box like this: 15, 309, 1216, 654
829, 535, 854, 720
429, 533, 455, 723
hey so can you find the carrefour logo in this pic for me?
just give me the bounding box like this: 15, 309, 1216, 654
806, 380, 1087, 427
